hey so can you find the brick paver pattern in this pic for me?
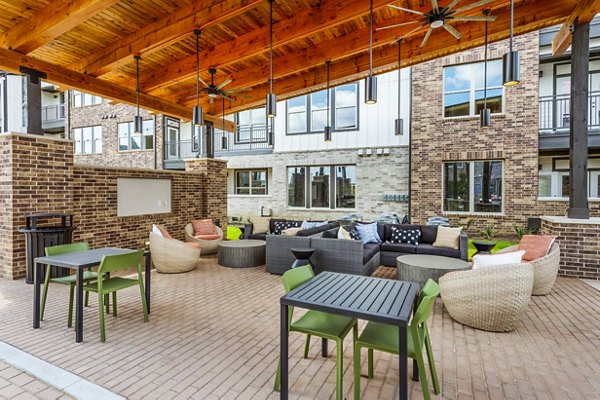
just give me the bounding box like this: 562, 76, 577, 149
0, 258, 599, 399
0, 360, 74, 400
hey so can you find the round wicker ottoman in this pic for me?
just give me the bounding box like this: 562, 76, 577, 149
218, 240, 266, 268
397, 254, 470, 288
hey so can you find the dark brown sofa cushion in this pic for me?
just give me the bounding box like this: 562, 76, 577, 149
416, 243, 461, 258
363, 243, 380, 264
380, 242, 417, 254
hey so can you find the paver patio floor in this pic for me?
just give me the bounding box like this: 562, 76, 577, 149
0, 258, 599, 399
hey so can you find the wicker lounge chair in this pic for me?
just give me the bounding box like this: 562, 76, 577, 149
439, 263, 534, 332
496, 243, 560, 295
184, 223, 223, 255
149, 232, 199, 273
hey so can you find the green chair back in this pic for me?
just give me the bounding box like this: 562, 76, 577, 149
98, 249, 144, 275
417, 279, 440, 304
281, 265, 314, 293
45, 242, 89, 257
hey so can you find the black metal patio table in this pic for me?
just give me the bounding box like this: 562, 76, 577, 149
32, 247, 152, 343
280, 272, 419, 400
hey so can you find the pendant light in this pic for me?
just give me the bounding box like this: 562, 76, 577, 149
364, 0, 377, 104
480, 9, 491, 128
133, 55, 143, 134
324, 60, 332, 142
502, 0, 519, 86
265, 0, 277, 118
221, 97, 228, 150
395, 39, 403, 135
192, 29, 203, 126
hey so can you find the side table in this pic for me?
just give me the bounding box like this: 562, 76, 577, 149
290, 248, 315, 269
472, 241, 496, 256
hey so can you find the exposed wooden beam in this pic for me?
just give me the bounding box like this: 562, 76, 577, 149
72, 0, 262, 76
198, 0, 572, 115
0, 48, 236, 132
0, 0, 119, 53
138, 0, 400, 92
552, 0, 600, 55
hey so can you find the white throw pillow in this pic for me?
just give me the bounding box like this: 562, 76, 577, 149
337, 226, 351, 240
472, 250, 526, 270
152, 224, 163, 237
433, 226, 462, 249
282, 227, 302, 236
252, 217, 270, 234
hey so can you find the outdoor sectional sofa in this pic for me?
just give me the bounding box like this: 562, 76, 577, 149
262, 221, 468, 275
243, 219, 340, 241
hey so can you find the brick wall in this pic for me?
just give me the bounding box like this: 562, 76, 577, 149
541, 217, 600, 279
0, 133, 226, 280
70, 98, 163, 170
410, 33, 542, 236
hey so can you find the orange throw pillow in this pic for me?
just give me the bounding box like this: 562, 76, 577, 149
195, 234, 220, 241
192, 219, 216, 236
156, 224, 172, 239
518, 235, 556, 262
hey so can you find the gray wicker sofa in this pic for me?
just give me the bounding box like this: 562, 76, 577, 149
243, 218, 339, 241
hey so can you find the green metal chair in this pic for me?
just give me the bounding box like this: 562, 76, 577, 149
353, 279, 441, 400
274, 265, 358, 400
83, 249, 148, 342
40, 242, 97, 327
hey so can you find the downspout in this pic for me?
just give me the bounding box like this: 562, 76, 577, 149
1, 73, 8, 132
154, 114, 158, 169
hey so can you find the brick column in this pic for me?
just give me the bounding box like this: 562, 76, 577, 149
541, 216, 600, 279
184, 158, 228, 230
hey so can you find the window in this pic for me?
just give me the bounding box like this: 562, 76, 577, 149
118, 120, 154, 151
237, 108, 266, 142
286, 83, 358, 134
443, 161, 503, 213
72, 91, 102, 107
235, 169, 267, 195
287, 165, 356, 209
73, 126, 102, 154
443, 60, 503, 117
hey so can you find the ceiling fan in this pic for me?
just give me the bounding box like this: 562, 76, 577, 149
378, 0, 497, 47
197, 67, 251, 103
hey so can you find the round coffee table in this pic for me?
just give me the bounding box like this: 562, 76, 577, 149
290, 247, 315, 269
218, 240, 266, 268
397, 255, 470, 288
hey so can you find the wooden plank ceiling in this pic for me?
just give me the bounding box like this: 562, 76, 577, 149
0, 0, 588, 130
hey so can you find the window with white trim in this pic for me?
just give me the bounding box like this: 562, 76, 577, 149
287, 165, 356, 209
235, 169, 267, 195
72, 91, 102, 107
73, 126, 102, 154
118, 120, 154, 151
443, 160, 503, 213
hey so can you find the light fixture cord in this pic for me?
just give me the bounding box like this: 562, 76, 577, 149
397, 40, 402, 118
222, 97, 225, 133
195, 30, 200, 107
326, 60, 330, 128
509, 0, 513, 53
269, 0, 274, 93
369, 0, 373, 76
484, 14, 488, 108
135, 55, 140, 118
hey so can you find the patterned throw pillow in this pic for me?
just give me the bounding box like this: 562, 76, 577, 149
390, 226, 421, 245
348, 228, 361, 241
355, 222, 382, 245
273, 220, 301, 235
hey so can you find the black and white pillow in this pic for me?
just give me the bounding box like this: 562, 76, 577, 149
273, 220, 301, 235
347, 227, 361, 241
390, 226, 421, 245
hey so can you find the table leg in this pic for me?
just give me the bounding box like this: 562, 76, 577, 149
280, 304, 289, 400
75, 269, 84, 343
322, 338, 328, 357
412, 298, 419, 382
399, 324, 408, 400
33, 262, 42, 329
145, 252, 151, 314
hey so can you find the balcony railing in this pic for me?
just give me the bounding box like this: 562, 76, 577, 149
539, 91, 600, 133
164, 127, 273, 161
41, 104, 65, 122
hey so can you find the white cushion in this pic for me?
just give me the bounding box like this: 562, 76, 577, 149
472, 250, 526, 270
337, 226, 351, 240
282, 227, 302, 236
433, 226, 462, 249
152, 224, 163, 237
252, 217, 270, 234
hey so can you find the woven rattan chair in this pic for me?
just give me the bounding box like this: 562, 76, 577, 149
149, 233, 199, 273
439, 263, 534, 332
496, 243, 560, 295
184, 223, 223, 255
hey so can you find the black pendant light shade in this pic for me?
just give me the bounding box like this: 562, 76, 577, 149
502, 0, 520, 86
133, 55, 142, 134
502, 51, 520, 86
365, 0, 377, 104
266, 0, 276, 118
480, 108, 491, 128
266, 93, 277, 118
324, 126, 332, 142
192, 29, 203, 126
324, 60, 332, 142
221, 98, 227, 150
395, 39, 403, 135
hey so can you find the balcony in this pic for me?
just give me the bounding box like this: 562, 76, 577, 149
163, 127, 273, 170
41, 104, 65, 132
539, 91, 600, 150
